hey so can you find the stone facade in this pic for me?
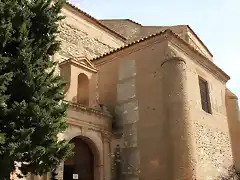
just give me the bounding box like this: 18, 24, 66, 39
56, 3, 124, 61
18, 2, 240, 180
94, 31, 235, 180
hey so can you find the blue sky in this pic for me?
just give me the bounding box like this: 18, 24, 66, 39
69, 0, 239, 98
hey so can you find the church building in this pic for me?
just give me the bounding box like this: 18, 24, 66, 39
17, 1, 240, 180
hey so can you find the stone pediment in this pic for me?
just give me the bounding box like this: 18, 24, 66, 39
59, 56, 97, 73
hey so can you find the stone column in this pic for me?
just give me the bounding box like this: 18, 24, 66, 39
56, 162, 64, 180
226, 88, 240, 171
103, 133, 111, 180
161, 49, 196, 180
95, 164, 104, 180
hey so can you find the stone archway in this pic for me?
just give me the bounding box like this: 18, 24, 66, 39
63, 136, 101, 180
57, 123, 111, 180
64, 137, 93, 180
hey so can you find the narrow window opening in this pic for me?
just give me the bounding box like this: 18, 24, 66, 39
198, 76, 211, 114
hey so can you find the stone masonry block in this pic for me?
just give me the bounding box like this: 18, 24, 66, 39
117, 78, 136, 103
118, 60, 136, 81
123, 123, 138, 148
116, 100, 139, 125
121, 147, 140, 176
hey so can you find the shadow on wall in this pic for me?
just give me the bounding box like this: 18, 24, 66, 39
72, 73, 89, 106
217, 166, 240, 180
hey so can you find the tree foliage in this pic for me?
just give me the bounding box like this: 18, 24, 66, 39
0, 0, 72, 178
0, 133, 5, 144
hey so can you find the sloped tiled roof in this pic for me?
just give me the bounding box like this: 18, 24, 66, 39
99, 19, 142, 41
99, 19, 213, 57
91, 29, 229, 81
99, 19, 187, 42
90, 29, 193, 61
65, 3, 212, 58
91, 29, 172, 61
101, 19, 142, 26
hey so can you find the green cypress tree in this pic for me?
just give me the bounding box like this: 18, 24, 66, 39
0, 134, 5, 144
0, 72, 12, 146
0, 0, 72, 178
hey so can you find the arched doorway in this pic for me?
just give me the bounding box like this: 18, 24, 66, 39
77, 73, 89, 106
63, 136, 98, 180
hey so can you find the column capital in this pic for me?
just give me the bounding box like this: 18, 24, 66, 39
102, 131, 112, 143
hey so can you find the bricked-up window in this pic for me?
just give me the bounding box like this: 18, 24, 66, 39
198, 77, 212, 113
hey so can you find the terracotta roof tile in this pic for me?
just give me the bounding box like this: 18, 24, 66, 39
63, 2, 227, 81
65, 2, 126, 41
99, 19, 212, 58
99, 19, 142, 41
91, 29, 171, 61
100, 19, 142, 26
99, 19, 188, 43
125, 19, 142, 26
91, 29, 230, 81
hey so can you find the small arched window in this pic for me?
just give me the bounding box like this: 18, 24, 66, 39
77, 73, 89, 106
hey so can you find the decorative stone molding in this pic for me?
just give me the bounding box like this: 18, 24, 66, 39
58, 56, 97, 94
66, 118, 110, 138
59, 56, 97, 73
102, 131, 112, 143
57, 125, 105, 180
65, 100, 112, 118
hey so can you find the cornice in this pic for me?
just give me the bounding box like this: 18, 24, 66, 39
59, 57, 97, 73
90, 28, 229, 83
168, 37, 230, 83
186, 25, 213, 57
102, 131, 112, 142
66, 118, 111, 135
65, 100, 113, 119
